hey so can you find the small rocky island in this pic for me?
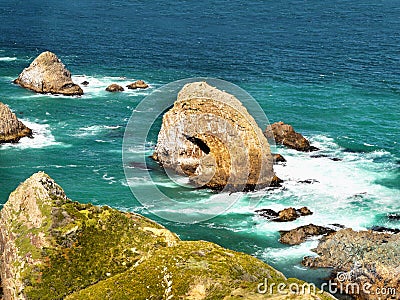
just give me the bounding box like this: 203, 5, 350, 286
0, 172, 334, 299
13, 51, 83, 96
153, 81, 280, 191
0, 102, 32, 143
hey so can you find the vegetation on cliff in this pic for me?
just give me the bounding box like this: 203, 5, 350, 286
0, 172, 334, 299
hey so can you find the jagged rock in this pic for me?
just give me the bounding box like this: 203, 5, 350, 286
0, 172, 334, 300
81, 80, 89, 86
0, 102, 32, 143
272, 153, 286, 164
105, 84, 124, 92
126, 80, 148, 89
279, 224, 335, 245
13, 51, 83, 96
277, 207, 298, 222
256, 206, 313, 222
265, 121, 319, 152
302, 229, 400, 300
153, 81, 278, 191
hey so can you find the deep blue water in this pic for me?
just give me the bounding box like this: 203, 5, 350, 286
1, 0, 399, 289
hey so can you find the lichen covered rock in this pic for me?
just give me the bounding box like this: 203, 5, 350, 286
303, 229, 400, 300
14, 51, 83, 96
0, 172, 335, 300
153, 81, 277, 191
0, 102, 32, 143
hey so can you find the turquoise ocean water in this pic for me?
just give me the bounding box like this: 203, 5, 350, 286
1, 0, 399, 287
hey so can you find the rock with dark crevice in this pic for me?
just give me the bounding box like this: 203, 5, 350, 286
14, 51, 83, 96
153, 81, 278, 192
0, 102, 32, 143
265, 121, 319, 152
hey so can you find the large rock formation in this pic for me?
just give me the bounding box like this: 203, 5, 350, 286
265, 121, 318, 152
0, 172, 335, 300
0, 102, 32, 143
14, 51, 83, 96
153, 81, 278, 191
303, 229, 400, 300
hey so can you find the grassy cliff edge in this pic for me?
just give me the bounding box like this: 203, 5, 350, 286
0, 172, 335, 300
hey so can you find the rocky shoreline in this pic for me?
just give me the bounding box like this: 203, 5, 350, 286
0, 172, 335, 300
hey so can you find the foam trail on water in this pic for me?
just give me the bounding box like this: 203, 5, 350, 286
0, 57, 17, 61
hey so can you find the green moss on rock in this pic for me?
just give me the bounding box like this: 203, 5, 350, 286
0, 172, 335, 300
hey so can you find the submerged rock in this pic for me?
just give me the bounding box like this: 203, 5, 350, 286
106, 83, 124, 92
14, 51, 83, 96
279, 224, 335, 245
265, 121, 319, 152
0, 172, 334, 300
153, 81, 278, 192
302, 229, 400, 300
126, 80, 148, 89
0, 102, 32, 143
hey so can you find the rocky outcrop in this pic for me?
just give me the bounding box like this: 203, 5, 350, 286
0, 172, 335, 300
126, 80, 148, 89
13, 51, 83, 96
303, 229, 400, 300
272, 153, 286, 164
0, 102, 32, 143
265, 121, 319, 152
279, 224, 335, 245
105, 83, 124, 92
153, 81, 278, 192
256, 207, 313, 222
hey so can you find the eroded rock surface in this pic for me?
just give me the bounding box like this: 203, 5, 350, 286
14, 51, 83, 96
265, 121, 318, 152
0, 102, 32, 143
153, 81, 277, 191
279, 224, 335, 245
303, 229, 400, 300
0, 172, 335, 300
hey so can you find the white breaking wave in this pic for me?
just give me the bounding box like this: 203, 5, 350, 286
0, 120, 66, 150
72, 124, 121, 137
0, 57, 17, 61
71, 75, 155, 98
